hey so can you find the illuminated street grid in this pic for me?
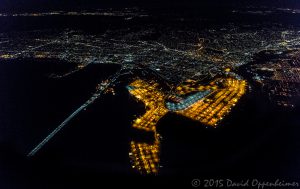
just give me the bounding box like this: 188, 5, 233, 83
1, 22, 300, 83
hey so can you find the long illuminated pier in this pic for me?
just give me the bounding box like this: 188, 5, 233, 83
27, 69, 123, 157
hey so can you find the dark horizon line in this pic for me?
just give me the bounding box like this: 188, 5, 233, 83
1, 0, 300, 12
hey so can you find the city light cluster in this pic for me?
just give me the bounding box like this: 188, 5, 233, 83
177, 78, 247, 126
129, 135, 160, 174
127, 79, 168, 132
127, 79, 167, 174
127, 77, 246, 174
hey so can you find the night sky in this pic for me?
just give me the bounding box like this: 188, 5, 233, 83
1, 0, 300, 12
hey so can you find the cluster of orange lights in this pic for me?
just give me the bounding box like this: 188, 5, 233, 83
129, 134, 160, 174
0, 54, 14, 59
176, 79, 218, 95
127, 77, 247, 174
128, 79, 168, 132
176, 78, 246, 126
127, 79, 167, 174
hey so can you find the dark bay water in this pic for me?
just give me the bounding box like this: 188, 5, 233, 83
0, 59, 300, 188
